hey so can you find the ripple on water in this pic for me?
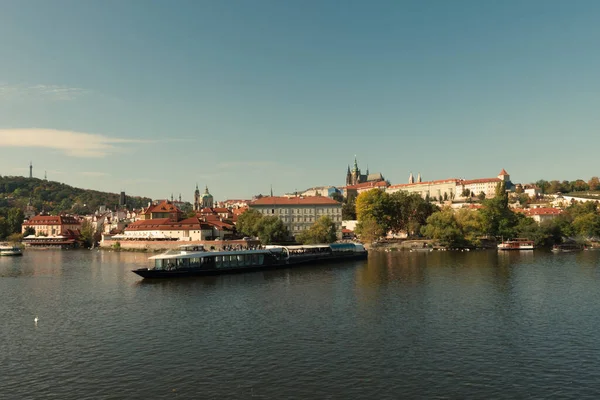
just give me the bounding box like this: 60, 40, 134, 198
2, 250, 600, 399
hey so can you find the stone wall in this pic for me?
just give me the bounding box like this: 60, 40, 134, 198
100, 239, 259, 252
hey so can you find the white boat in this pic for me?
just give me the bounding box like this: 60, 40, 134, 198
0, 243, 23, 256
497, 238, 534, 251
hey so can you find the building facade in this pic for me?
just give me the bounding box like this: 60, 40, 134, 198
22, 215, 81, 237
250, 196, 343, 239
345, 157, 384, 186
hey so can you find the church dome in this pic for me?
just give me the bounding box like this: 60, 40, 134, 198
201, 186, 213, 198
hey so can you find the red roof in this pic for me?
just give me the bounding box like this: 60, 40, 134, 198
524, 208, 563, 216
23, 215, 81, 226
460, 178, 501, 185
251, 196, 341, 206
499, 169, 509, 175
143, 200, 181, 215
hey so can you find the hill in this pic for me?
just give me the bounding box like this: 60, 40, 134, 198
0, 175, 152, 216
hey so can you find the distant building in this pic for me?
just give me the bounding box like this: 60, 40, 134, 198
119, 191, 127, 207
285, 186, 342, 198
250, 196, 342, 239
194, 185, 214, 210
345, 157, 384, 186
344, 181, 389, 198
21, 215, 82, 248
22, 215, 81, 237
386, 169, 512, 201
522, 208, 563, 224
456, 169, 512, 199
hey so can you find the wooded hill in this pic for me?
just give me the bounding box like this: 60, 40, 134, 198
0, 175, 152, 216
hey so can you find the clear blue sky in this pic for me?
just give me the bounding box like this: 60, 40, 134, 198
1, 0, 599, 201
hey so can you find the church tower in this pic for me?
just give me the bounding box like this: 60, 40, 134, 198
201, 186, 214, 209
417, 172, 422, 183
345, 165, 352, 186
409, 172, 414, 184
350, 157, 361, 185
193, 184, 200, 211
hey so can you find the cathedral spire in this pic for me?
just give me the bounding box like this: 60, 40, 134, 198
409, 172, 414, 184
417, 172, 421, 183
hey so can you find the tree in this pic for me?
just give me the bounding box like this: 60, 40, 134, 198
6, 208, 24, 234
355, 190, 390, 223
477, 192, 486, 201
23, 226, 35, 236
342, 196, 357, 220
255, 216, 288, 244
421, 208, 464, 247
387, 191, 437, 236
331, 192, 344, 202
0, 217, 9, 240
355, 216, 385, 244
454, 208, 484, 244
572, 179, 589, 192
572, 213, 600, 239
80, 220, 97, 248
236, 209, 263, 237
535, 180, 550, 194
296, 216, 337, 244
588, 177, 600, 191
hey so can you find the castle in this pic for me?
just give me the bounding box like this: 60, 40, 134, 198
345, 157, 385, 186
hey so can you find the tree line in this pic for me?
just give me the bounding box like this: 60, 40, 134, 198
0, 176, 152, 216
354, 182, 600, 248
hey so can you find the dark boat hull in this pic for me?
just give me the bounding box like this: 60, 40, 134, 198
132, 252, 367, 279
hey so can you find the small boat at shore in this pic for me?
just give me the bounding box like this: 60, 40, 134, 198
551, 243, 584, 253
132, 243, 368, 279
497, 238, 534, 251
0, 243, 23, 256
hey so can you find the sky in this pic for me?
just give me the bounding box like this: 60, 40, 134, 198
1, 0, 599, 202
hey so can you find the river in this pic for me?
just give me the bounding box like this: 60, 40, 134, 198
1, 249, 600, 399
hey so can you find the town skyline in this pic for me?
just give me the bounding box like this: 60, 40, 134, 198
2, 1, 600, 199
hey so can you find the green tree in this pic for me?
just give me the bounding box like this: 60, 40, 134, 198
23, 226, 35, 236
255, 216, 288, 244
236, 209, 263, 237
6, 207, 24, 234
355, 215, 385, 244
0, 217, 9, 239
454, 208, 485, 244
80, 220, 97, 248
330, 192, 344, 202
535, 180, 550, 194
421, 208, 464, 247
355, 189, 392, 233
296, 216, 337, 244
572, 213, 600, 238
342, 196, 357, 220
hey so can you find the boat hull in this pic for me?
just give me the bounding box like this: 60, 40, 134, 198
133, 252, 367, 279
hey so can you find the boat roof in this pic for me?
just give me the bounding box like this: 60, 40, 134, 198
149, 249, 273, 260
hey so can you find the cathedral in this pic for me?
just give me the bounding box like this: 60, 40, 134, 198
345, 157, 385, 186
193, 184, 214, 211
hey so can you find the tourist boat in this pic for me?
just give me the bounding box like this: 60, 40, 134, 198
0, 243, 23, 256
497, 238, 535, 251
551, 243, 584, 253
132, 243, 368, 279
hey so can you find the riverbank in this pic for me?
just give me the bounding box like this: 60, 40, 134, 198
100, 238, 261, 252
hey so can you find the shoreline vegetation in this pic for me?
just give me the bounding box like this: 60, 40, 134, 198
354, 182, 600, 250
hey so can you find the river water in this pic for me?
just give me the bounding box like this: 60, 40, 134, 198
2, 249, 600, 399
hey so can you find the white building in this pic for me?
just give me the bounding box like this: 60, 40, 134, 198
250, 196, 343, 239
